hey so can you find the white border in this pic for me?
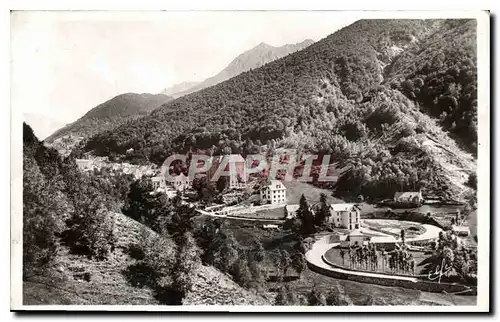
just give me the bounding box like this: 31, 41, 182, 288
8, 9, 490, 312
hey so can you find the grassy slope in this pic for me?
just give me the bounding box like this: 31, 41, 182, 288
284, 181, 343, 205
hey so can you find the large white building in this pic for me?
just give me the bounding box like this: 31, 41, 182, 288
260, 180, 287, 205
328, 203, 360, 230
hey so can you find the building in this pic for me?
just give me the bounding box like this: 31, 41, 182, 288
151, 176, 165, 190
341, 229, 370, 247
452, 225, 471, 237
285, 204, 300, 219
207, 154, 247, 189
260, 180, 287, 205
170, 173, 192, 191
328, 203, 360, 230
393, 191, 424, 205
75, 159, 93, 171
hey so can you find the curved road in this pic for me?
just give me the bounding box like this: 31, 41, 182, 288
305, 235, 420, 282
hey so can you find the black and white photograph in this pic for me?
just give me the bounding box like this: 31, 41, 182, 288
9, 10, 490, 312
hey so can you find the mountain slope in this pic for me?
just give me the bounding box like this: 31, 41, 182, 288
161, 81, 201, 96
23, 123, 268, 305
83, 19, 477, 200
162, 39, 314, 98
45, 93, 172, 151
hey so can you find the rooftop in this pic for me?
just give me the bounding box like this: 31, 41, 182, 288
452, 225, 470, 232
394, 191, 422, 200
208, 154, 245, 164
172, 173, 189, 181
330, 203, 356, 212
349, 229, 364, 236
262, 180, 286, 191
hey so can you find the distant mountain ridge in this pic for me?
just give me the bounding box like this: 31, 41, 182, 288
45, 93, 172, 153
161, 39, 314, 98
161, 81, 201, 97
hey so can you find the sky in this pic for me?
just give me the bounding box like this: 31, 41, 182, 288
11, 11, 356, 138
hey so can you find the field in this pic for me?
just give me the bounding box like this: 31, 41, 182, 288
283, 181, 343, 205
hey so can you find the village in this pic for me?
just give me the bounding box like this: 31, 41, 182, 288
74, 151, 476, 295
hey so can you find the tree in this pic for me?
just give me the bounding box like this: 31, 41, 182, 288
122, 178, 171, 233
466, 173, 477, 190
326, 284, 353, 306
400, 229, 406, 244
232, 258, 253, 288
23, 155, 66, 276
169, 202, 197, 242
307, 287, 327, 306
216, 176, 229, 193
291, 252, 307, 278
315, 193, 330, 227
192, 177, 217, 204
339, 248, 346, 266
280, 249, 293, 277
294, 238, 307, 254
274, 286, 289, 305
172, 232, 201, 301
122, 178, 155, 222
275, 286, 300, 306
296, 194, 315, 235
62, 174, 116, 260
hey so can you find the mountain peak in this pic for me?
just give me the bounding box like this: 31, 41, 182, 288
255, 42, 272, 49
164, 38, 314, 98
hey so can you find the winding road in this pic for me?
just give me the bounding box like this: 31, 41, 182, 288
305, 235, 420, 282
305, 222, 443, 282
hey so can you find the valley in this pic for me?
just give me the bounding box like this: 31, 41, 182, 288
20, 17, 481, 308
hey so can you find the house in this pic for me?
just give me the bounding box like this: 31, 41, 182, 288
207, 154, 247, 189
394, 191, 424, 205
452, 225, 471, 237
260, 180, 287, 205
170, 173, 192, 191
75, 159, 93, 171
341, 229, 370, 247
285, 204, 300, 219
151, 176, 166, 190
328, 203, 360, 230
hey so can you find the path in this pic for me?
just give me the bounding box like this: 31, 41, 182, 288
196, 209, 285, 222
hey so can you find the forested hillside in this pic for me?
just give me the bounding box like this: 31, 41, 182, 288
24, 123, 269, 305
45, 93, 172, 146
82, 19, 477, 201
